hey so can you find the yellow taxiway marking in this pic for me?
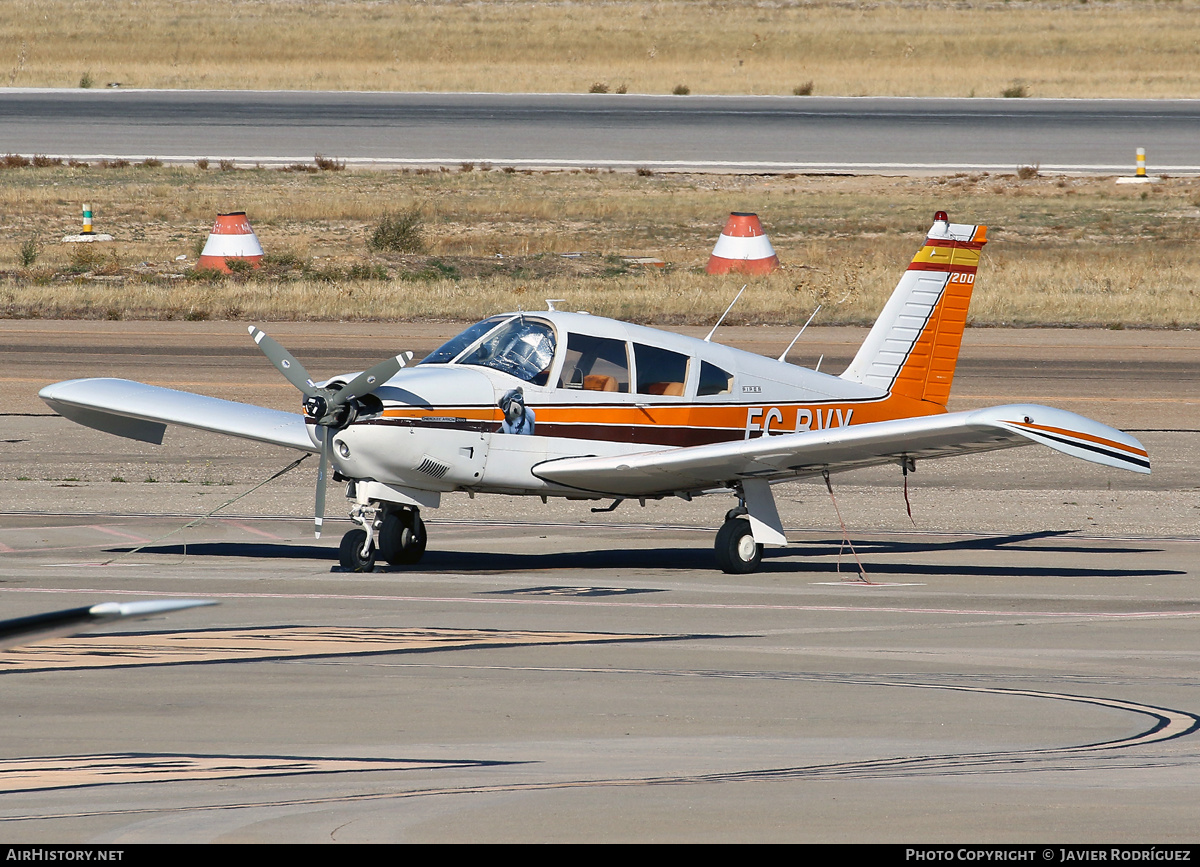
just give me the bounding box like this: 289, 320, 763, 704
0, 753, 486, 794
0, 625, 658, 673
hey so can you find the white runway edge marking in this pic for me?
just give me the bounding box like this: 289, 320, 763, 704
810, 581, 926, 587
3, 587, 1197, 620
18, 154, 1200, 175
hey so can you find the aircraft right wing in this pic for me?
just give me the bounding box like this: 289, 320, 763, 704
39, 378, 317, 452
532, 403, 1150, 497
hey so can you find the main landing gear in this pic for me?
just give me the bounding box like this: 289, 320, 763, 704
338, 504, 427, 572
714, 507, 762, 574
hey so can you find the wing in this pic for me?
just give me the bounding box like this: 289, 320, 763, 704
0, 600, 216, 650
39, 378, 317, 452
532, 404, 1150, 497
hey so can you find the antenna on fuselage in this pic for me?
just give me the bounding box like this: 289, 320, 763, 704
545, 299, 564, 311
777, 304, 822, 363
704, 284, 747, 343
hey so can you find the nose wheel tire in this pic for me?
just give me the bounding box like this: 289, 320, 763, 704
714, 518, 762, 574
339, 528, 377, 572
378, 509, 428, 566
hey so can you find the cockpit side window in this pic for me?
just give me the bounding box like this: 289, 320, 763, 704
698, 360, 734, 396
457, 317, 556, 384
420, 316, 508, 365
557, 333, 630, 393
634, 343, 689, 396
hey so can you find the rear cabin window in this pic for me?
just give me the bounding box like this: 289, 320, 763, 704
634, 343, 689, 397
558, 333, 630, 393
698, 360, 734, 396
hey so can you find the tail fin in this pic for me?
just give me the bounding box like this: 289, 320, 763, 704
840, 213, 987, 407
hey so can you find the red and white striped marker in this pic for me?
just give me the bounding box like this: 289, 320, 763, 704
705, 212, 779, 275
197, 212, 264, 272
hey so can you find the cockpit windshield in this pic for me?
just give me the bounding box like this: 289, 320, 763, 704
420, 315, 557, 385
420, 316, 508, 366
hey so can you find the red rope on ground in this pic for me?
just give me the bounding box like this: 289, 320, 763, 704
823, 470, 873, 584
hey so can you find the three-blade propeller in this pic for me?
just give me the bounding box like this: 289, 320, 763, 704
248, 326, 413, 537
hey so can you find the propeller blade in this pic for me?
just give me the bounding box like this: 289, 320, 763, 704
314, 425, 330, 538
248, 325, 319, 397
329, 352, 413, 408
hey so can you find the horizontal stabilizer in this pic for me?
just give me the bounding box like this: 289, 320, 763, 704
532, 404, 1149, 497
39, 378, 317, 452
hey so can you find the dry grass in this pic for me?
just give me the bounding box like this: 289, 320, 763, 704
1, 164, 1198, 328
3, 0, 1200, 97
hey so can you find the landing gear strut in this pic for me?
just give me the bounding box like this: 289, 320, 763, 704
714, 515, 762, 574
337, 504, 428, 571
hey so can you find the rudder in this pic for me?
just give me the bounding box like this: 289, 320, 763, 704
840, 212, 987, 407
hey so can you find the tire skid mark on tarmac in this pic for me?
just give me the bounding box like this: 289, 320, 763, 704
1, 672, 1194, 820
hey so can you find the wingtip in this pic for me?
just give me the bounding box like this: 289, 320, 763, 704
87, 599, 218, 619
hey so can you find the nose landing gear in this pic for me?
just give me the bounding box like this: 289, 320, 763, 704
338, 527, 377, 572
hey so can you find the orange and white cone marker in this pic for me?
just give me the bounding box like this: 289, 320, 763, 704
705, 212, 780, 275
197, 211, 264, 272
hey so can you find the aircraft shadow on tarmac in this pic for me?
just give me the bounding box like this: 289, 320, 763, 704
104, 529, 1180, 579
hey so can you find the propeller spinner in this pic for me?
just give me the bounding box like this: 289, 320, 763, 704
248, 326, 413, 537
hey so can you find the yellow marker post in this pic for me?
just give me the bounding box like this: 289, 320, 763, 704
81, 203, 93, 235
1116, 147, 1156, 185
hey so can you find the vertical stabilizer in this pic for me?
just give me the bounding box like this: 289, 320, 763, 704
840, 213, 987, 407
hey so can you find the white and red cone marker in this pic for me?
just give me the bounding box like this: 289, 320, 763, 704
705, 212, 779, 275
197, 212, 264, 272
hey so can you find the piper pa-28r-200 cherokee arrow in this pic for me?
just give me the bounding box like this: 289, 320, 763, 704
40, 213, 1150, 573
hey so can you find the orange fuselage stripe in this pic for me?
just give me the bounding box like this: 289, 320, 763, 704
381, 392, 944, 433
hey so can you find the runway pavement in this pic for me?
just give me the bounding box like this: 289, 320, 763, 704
0, 322, 1197, 842
3, 91, 1200, 173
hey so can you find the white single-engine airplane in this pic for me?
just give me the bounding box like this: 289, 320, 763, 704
40, 213, 1150, 573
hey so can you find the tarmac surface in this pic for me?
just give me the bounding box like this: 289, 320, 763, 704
0, 321, 1197, 842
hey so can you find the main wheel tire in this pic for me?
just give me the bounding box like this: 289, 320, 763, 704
714, 518, 762, 574
378, 510, 427, 566
378, 512, 405, 565
395, 515, 427, 565
339, 528, 377, 572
